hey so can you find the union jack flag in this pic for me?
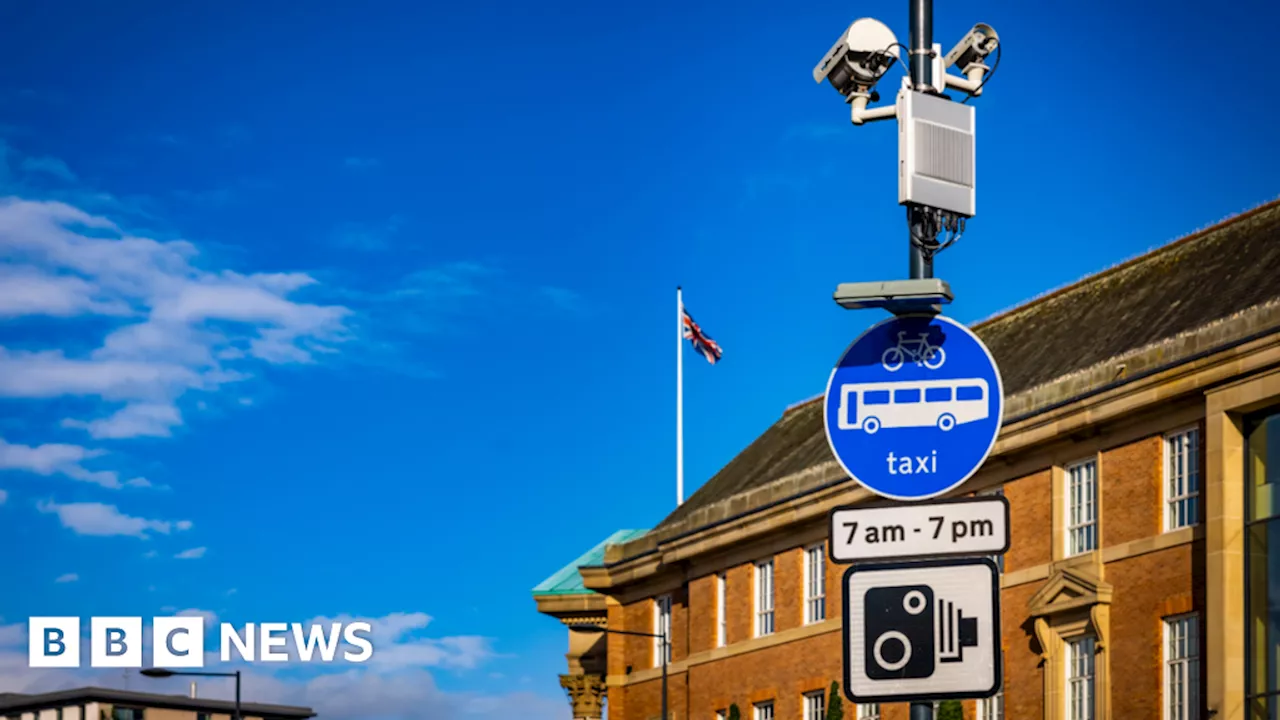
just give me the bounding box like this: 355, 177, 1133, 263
681, 306, 723, 365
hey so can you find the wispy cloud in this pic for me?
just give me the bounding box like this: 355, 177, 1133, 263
344, 156, 380, 169
0, 489, 7, 505
0, 197, 352, 443
21, 157, 77, 183
0, 438, 144, 489
54, 573, 78, 583
174, 546, 206, 559
37, 500, 192, 538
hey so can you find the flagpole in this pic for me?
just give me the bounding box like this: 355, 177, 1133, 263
676, 286, 684, 507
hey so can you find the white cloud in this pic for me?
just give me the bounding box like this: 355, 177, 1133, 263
36, 500, 191, 538
0, 197, 351, 443
174, 546, 206, 559
0, 437, 122, 488
54, 573, 78, 583
0, 489, 7, 504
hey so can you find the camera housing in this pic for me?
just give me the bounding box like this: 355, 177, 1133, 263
812, 18, 901, 98
942, 23, 999, 96
944, 23, 999, 74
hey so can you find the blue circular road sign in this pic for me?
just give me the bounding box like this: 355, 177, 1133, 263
823, 314, 1004, 501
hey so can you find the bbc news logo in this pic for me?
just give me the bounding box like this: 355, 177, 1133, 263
28, 617, 374, 668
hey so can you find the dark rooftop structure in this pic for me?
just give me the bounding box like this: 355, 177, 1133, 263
0, 688, 315, 720
611, 196, 1280, 558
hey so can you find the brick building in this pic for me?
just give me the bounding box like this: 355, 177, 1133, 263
533, 198, 1280, 720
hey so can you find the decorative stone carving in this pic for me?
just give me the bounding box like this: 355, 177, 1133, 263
560, 673, 607, 720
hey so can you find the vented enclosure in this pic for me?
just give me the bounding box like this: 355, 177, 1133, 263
897, 90, 976, 217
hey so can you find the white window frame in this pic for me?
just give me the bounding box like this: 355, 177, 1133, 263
1163, 426, 1201, 532
755, 559, 775, 637
855, 704, 881, 720
715, 571, 727, 647
753, 701, 774, 720
803, 544, 826, 624
977, 688, 1004, 720
803, 690, 825, 720
1065, 458, 1098, 556
716, 712, 726, 720
652, 594, 671, 667
1163, 613, 1200, 720
1066, 635, 1096, 720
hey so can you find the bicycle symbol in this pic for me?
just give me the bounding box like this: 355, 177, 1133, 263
881, 331, 946, 372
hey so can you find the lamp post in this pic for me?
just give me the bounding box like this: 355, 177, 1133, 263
140, 669, 241, 720
568, 624, 667, 720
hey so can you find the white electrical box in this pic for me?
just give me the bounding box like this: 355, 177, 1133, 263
897, 89, 976, 218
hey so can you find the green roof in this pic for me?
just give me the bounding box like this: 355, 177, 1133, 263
531, 529, 649, 595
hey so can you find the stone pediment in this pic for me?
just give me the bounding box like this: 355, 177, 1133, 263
1028, 564, 1113, 617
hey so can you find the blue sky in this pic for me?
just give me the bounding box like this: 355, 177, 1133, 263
0, 0, 1277, 718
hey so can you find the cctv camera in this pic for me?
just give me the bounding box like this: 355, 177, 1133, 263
813, 18, 901, 98
944, 23, 999, 74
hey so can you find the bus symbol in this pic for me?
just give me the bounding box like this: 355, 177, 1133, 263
836, 378, 990, 434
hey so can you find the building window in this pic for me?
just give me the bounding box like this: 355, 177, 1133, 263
1066, 636, 1096, 720
803, 691, 825, 720
1246, 411, 1280, 716
755, 559, 774, 637
716, 712, 726, 720
111, 709, 145, 720
978, 691, 1004, 720
716, 571, 726, 647
855, 704, 881, 720
1066, 459, 1098, 556
653, 594, 671, 666
753, 701, 774, 720
197, 715, 209, 720
804, 544, 826, 624
1164, 427, 1201, 531
1164, 613, 1199, 720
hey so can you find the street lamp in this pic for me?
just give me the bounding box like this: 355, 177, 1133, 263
569, 624, 667, 720
139, 669, 241, 720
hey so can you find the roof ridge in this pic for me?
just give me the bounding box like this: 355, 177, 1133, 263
778, 195, 1280, 416
970, 195, 1280, 329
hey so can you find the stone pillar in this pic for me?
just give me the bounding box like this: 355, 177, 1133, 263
560, 673, 607, 720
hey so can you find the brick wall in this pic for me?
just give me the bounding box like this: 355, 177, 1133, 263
605, 428, 1204, 720
1005, 469, 1053, 572
1102, 435, 1164, 546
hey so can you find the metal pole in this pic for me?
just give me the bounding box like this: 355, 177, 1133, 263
909, 703, 933, 720
234, 671, 242, 720
676, 286, 684, 506
907, 0, 935, 701
907, 0, 935, 282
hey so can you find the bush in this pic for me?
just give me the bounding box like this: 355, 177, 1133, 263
727, 704, 740, 720
936, 699, 963, 720
825, 682, 843, 720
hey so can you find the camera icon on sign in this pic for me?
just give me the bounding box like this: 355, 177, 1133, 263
864, 584, 978, 680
